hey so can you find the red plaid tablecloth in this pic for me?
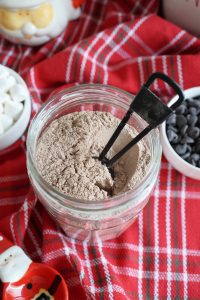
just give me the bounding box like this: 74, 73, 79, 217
0, 0, 200, 299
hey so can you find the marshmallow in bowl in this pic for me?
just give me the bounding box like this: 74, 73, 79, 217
4, 101, 23, 121
0, 91, 11, 104
10, 84, 28, 102
0, 114, 13, 132
0, 66, 28, 136
0, 76, 16, 93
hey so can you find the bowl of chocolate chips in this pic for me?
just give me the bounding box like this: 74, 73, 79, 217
160, 87, 200, 180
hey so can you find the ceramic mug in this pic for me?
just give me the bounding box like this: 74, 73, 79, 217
162, 0, 200, 37
0, 0, 83, 46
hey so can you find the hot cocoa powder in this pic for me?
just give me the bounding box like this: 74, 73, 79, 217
36, 111, 151, 200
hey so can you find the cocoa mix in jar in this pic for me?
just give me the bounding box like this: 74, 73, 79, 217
36, 111, 151, 201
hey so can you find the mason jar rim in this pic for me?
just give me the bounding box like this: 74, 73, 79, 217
27, 84, 162, 209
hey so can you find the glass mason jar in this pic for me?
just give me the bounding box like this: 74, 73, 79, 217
27, 85, 162, 242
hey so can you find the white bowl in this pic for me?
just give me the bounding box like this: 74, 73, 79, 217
0, 65, 31, 151
160, 87, 200, 180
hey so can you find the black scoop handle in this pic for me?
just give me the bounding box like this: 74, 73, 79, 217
144, 72, 184, 110
99, 72, 185, 168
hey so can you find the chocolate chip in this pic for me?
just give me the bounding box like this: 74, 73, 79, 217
189, 107, 197, 115
176, 104, 186, 114
174, 136, 181, 144
187, 127, 200, 139
166, 114, 176, 126
187, 99, 199, 108
174, 144, 187, 155
181, 136, 194, 144
180, 125, 188, 136
191, 153, 200, 161
167, 130, 178, 143
176, 115, 187, 127
168, 125, 178, 133
181, 152, 190, 160
187, 114, 198, 126
186, 98, 193, 105
186, 145, 192, 153
191, 159, 197, 167
186, 157, 197, 166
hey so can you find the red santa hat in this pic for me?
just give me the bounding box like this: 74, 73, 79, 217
0, 235, 13, 255
0, 0, 46, 9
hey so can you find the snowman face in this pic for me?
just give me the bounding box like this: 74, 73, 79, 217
0, 246, 32, 283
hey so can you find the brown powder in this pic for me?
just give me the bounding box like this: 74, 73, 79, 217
36, 111, 151, 200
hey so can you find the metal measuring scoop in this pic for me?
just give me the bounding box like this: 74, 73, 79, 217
98, 72, 184, 175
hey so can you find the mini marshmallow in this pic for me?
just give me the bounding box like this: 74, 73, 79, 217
0, 91, 11, 105
0, 121, 4, 135
10, 84, 28, 102
0, 65, 9, 80
0, 76, 16, 93
4, 101, 23, 121
0, 103, 3, 114
0, 113, 13, 131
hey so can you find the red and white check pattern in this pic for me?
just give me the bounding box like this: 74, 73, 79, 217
0, 0, 200, 299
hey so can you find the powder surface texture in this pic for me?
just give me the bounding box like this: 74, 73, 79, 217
36, 112, 151, 200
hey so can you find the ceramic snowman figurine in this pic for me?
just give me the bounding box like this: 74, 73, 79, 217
0, 0, 84, 46
0, 235, 68, 299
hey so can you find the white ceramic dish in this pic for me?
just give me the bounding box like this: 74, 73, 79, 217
0, 65, 31, 151
160, 87, 200, 180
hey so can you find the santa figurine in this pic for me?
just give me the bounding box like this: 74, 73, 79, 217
0, 0, 84, 46
0, 235, 68, 299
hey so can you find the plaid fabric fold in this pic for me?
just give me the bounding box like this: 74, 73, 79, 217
0, 0, 200, 299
